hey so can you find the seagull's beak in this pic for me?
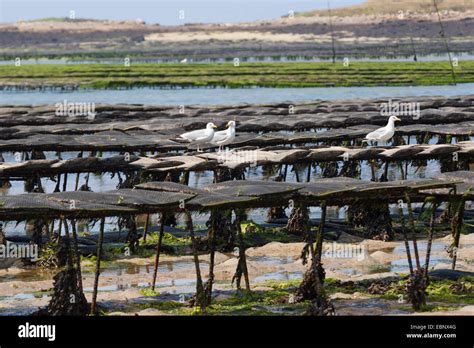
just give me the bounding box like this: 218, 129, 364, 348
394, 116, 401, 122
226, 121, 232, 127
212, 124, 217, 129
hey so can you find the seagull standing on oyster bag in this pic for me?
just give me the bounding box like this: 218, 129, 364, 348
211, 120, 236, 152
363, 115, 401, 146
178, 122, 217, 152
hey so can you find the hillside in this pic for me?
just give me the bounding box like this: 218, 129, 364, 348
300, 0, 474, 17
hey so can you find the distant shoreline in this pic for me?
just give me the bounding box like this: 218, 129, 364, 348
0, 7, 472, 62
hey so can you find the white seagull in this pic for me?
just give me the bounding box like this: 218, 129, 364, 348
363, 115, 401, 146
211, 120, 236, 152
178, 122, 217, 152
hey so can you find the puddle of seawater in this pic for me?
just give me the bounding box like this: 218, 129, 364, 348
254, 271, 303, 283
0, 269, 56, 282
101, 260, 205, 277
338, 263, 393, 276
262, 305, 303, 314
248, 256, 295, 265
338, 268, 363, 276
81, 277, 197, 293
337, 243, 451, 275
1, 292, 50, 302
0, 307, 40, 316
344, 298, 389, 309
390, 255, 451, 273
339, 256, 451, 276
393, 241, 447, 254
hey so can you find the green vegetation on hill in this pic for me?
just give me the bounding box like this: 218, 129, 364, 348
29, 17, 72, 22
300, 0, 474, 17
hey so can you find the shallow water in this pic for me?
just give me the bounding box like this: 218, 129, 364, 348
253, 271, 303, 283
248, 255, 295, 265
101, 260, 207, 277
390, 255, 451, 273
392, 241, 448, 254
2, 83, 474, 106
82, 278, 197, 293
338, 241, 451, 276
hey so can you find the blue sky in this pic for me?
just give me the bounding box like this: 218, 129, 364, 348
0, 0, 365, 25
